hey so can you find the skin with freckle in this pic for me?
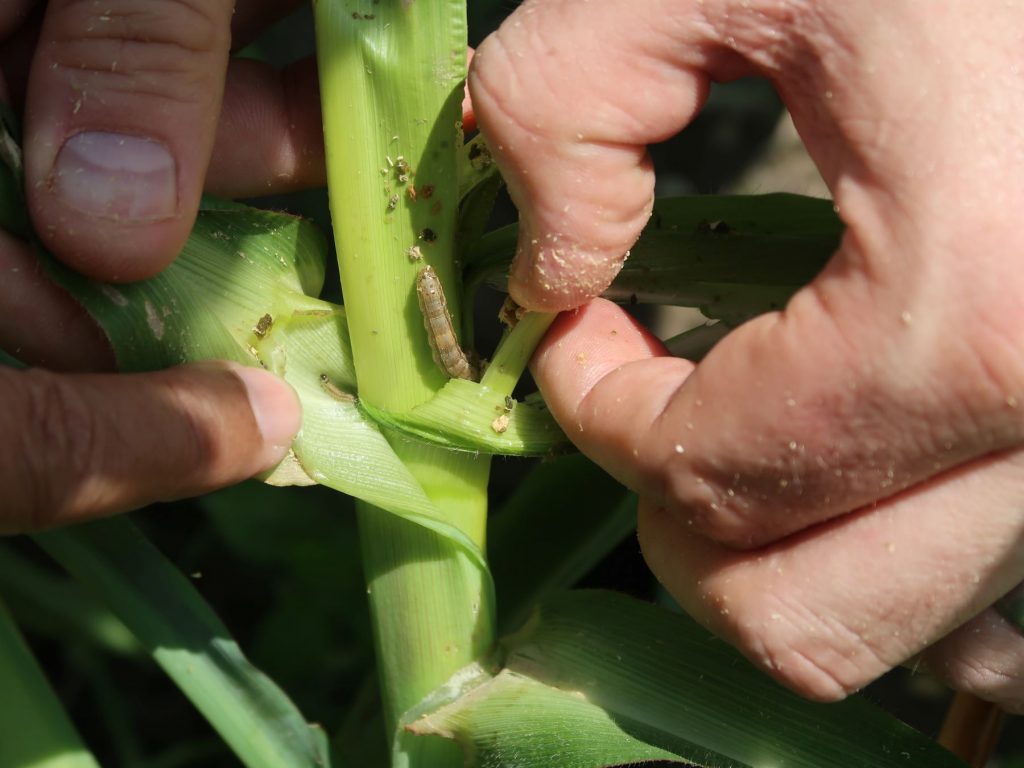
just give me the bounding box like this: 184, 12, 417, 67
472, 0, 1024, 711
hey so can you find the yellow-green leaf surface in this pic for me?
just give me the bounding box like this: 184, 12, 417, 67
361, 379, 567, 456
42, 199, 488, 569
315, 7, 496, 767
0, 599, 102, 768
359, 309, 566, 456
44, 200, 326, 371
411, 591, 967, 768
410, 670, 684, 768
256, 306, 489, 565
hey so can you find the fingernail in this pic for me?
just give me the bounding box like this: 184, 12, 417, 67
52, 132, 177, 222
233, 366, 303, 466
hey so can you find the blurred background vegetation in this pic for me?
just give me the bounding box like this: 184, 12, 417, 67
1, 2, 1020, 766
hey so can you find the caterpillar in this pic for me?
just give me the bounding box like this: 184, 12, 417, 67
416, 265, 477, 381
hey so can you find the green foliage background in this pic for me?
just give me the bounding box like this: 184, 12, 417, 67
0, 3, 1020, 767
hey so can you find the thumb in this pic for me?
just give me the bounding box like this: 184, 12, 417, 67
23, 0, 235, 281
0, 361, 301, 534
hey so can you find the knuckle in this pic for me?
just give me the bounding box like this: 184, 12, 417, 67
169, 380, 225, 486
473, 19, 601, 151
662, 465, 766, 548
163, 365, 254, 487
53, 0, 225, 54
700, 0, 822, 70
953, 308, 1024, 443
933, 653, 1024, 714
703, 585, 888, 700
47, 0, 229, 104
468, 34, 515, 116
902, 224, 1024, 447
471, 33, 551, 144
925, 611, 1024, 714
8, 369, 99, 530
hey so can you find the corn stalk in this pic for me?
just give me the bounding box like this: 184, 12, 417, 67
314, 1, 492, 762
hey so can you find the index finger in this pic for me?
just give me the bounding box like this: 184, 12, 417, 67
469, 0, 713, 310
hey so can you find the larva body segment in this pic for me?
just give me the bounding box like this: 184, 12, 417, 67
416, 265, 477, 381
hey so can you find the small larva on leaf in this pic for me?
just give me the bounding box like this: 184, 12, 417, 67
319, 373, 356, 403
416, 266, 477, 381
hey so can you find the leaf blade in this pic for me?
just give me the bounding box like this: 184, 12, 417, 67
488, 455, 635, 633
33, 518, 331, 768
409, 671, 690, 768
0, 599, 102, 768
40, 197, 491, 573
413, 590, 966, 768
466, 193, 841, 324
360, 379, 569, 457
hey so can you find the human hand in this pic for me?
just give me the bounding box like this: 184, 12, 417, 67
470, 0, 1024, 712
0, 0, 333, 532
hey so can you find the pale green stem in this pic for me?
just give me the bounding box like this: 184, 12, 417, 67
314, 2, 495, 762
480, 312, 558, 396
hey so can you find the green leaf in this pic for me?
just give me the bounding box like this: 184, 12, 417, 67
0, 599, 102, 768
458, 135, 498, 201
409, 670, 685, 768
0, 540, 139, 656
30, 179, 496, 752
466, 194, 841, 324
199, 482, 355, 570
457, 169, 504, 343
0, 346, 25, 368
663, 320, 733, 361
360, 379, 568, 457
33, 517, 331, 768
458, 173, 503, 262
41, 196, 491, 573
43, 201, 328, 372
200, 482, 372, 735
412, 590, 966, 768
351, 308, 565, 458
996, 582, 1024, 635
257, 308, 491, 571
332, 673, 389, 768
488, 455, 636, 633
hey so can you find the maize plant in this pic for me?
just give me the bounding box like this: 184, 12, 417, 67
0, 2, 991, 767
